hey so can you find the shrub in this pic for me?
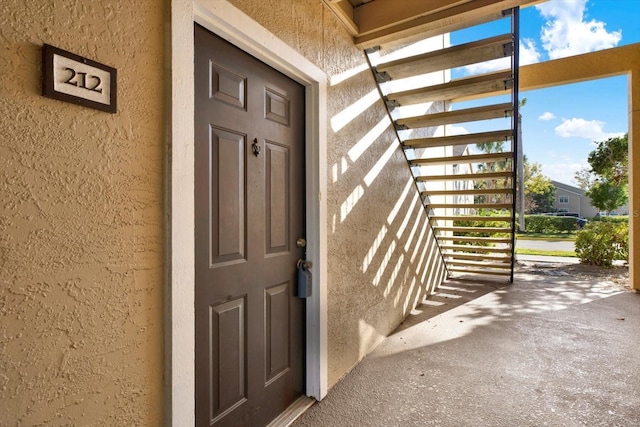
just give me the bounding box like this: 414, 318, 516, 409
590, 215, 628, 224
524, 215, 579, 233
451, 211, 512, 246
575, 221, 629, 267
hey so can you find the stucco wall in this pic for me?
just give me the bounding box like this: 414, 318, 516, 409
228, 0, 447, 387
0, 1, 164, 425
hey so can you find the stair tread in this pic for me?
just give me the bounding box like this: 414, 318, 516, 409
436, 235, 512, 243
440, 244, 512, 253
446, 259, 511, 268
430, 216, 512, 221
448, 267, 512, 276
434, 226, 512, 232
444, 252, 512, 260
422, 188, 513, 196
416, 171, 513, 181
355, 1, 529, 50
398, 104, 513, 129
411, 151, 513, 166
377, 34, 513, 79
405, 129, 513, 149
427, 203, 513, 209
387, 70, 512, 105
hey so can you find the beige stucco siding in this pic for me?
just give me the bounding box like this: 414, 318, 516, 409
0, 1, 164, 425
1, 0, 448, 423
228, 0, 446, 388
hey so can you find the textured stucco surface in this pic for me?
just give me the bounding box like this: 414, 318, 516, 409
229, 0, 447, 388
0, 1, 164, 425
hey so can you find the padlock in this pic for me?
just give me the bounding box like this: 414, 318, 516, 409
296, 260, 312, 298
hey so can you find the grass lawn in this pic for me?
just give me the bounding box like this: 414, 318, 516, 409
516, 232, 577, 241
516, 248, 577, 257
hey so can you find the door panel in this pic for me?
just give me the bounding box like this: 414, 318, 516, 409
210, 298, 247, 421
265, 282, 290, 385
211, 127, 246, 265
211, 63, 247, 110
266, 142, 290, 255
195, 24, 306, 427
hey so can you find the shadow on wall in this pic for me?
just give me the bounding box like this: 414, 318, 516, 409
325, 55, 447, 384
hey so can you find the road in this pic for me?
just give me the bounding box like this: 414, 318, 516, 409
515, 238, 575, 252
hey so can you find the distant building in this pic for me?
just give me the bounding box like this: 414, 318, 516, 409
551, 180, 629, 217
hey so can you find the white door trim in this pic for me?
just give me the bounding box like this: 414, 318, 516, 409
169, 1, 328, 425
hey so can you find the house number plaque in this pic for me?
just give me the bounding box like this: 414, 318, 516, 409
42, 44, 117, 113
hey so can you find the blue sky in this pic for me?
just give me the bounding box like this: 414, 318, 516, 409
449, 0, 640, 185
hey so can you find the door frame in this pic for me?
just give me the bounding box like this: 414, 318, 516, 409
168, 1, 328, 425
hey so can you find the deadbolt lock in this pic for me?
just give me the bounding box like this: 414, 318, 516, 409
296, 238, 306, 247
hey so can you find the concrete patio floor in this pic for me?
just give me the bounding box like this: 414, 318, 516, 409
293, 262, 639, 427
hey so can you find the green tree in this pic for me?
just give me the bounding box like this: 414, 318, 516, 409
588, 134, 628, 185
586, 181, 628, 214
522, 156, 555, 213
584, 134, 628, 214
473, 98, 525, 206
475, 140, 509, 204
573, 166, 595, 190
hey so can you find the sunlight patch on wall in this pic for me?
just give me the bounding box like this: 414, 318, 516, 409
384, 254, 405, 298
393, 267, 410, 308
410, 221, 429, 264
330, 62, 369, 86
364, 137, 398, 187
373, 240, 396, 287
382, 72, 443, 97
358, 319, 384, 360
403, 277, 418, 315
420, 241, 437, 284
387, 177, 414, 225
414, 237, 430, 276
395, 101, 437, 122
331, 89, 379, 132
422, 241, 444, 292
331, 157, 351, 183
410, 277, 425, 313
427, 253, 446, 293
406, 212, 426, 254
347, 115, 391, 162
395, 192, 419, 239
430, 263, 446, 295
362, 225, 388, 273
340, 184, 364, 223
374, 36, 446, 67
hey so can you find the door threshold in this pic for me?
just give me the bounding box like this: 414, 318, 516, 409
267, 395, 316, 427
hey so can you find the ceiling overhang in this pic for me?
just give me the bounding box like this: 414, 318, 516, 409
323, 0, 545, 49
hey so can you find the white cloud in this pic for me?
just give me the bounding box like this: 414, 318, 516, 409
543, 160, 587, 184
460, 39, 541, 74
554, 117, 624, 140
535, 0, 622, 60
539, 112, 556, 121
520, 38, 542, 66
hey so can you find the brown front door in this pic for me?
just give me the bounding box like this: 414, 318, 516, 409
194, 25, 306, 426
